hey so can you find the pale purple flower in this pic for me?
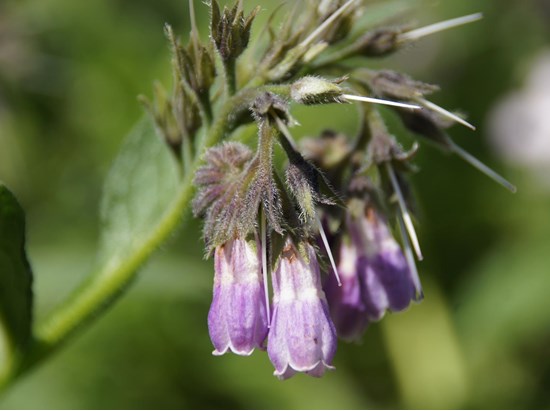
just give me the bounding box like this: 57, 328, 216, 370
325, 204, 422, 339
208, 237, 268, 356
267, 240, 337, 380
324, 240, 369, 341
350, 206, 422, 321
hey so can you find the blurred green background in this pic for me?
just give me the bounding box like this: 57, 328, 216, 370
1, 0, 549, 408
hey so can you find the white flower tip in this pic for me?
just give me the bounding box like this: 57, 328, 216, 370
274, 361, 335, 380
213, 345, 259, 357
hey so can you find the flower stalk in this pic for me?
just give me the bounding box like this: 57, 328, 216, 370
0, 0, 517, 390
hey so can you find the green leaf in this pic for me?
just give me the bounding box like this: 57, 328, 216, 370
35, 117, 183, 348
97, 117, 181, 265
34, 88, 262, 357
0, 184, 33, 382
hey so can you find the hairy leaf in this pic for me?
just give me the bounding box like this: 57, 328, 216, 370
97, 117, 181, 266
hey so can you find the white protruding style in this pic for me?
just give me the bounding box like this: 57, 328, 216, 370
450, 141, 518, 193
399, 13, 483, 43
343, 94, 421, 110
397, 213, 422, 297
317, 216, 342, 287
300, 0, 360, 48
418, 98, 476, 131
386, 163, 424, 261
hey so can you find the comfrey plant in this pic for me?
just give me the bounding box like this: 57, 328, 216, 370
0, 0, 515, 389
179, 0, 515, 379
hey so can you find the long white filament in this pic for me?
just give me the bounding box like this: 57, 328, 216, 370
418, 98, 476, 131
343, 94, 421, 110
397, 213, 422, 298
317, 216, 342, 287
386, 163, 424, 261
300, 0, 359, 48
399, 13, 483, 43
260, 208, 271, 327
450, 142, 518, 193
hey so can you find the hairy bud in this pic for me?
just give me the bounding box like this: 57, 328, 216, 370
367, 70, 439, 101
211, 0, 259, 63
193, 142, 259, 253
356, 28, 400, 57
290, 76, 348, 105
251, 92, 292, 122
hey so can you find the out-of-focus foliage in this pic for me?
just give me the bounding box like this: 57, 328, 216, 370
0, 0, 549, 408
0, 185, 33, 384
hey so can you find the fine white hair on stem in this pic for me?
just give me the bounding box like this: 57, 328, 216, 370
386, 163, 424, 261
449, 141, 518, 193
261, 208, 271, 327
317, 216, 342, 287
343, 94, 421, 110
418, 97, 476, 131
399, 12, 483, 43
274, 115, 299, 151
397, 213, 423, 297
300, 0, 359, 48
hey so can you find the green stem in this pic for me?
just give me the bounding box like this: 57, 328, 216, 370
3, 84, 292, 389
225, 60, 237, 96
33, 172, 195, 352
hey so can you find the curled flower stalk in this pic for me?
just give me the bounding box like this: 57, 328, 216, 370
182, 0, 513, 379
0, 0, 517, 390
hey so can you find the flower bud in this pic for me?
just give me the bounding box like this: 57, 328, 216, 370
290, 76, 347, 105
368, 70, 439, 101
208, 237, 268, 356
268, 240, 337, 380
211, 0, 259, 63
356, 28, 400, 57
193, 142, 258, 253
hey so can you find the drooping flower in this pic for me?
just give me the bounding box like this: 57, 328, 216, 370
324, 239, 369, 341
208, 236, 269, 356
325, 195, 423, 340
349, 203, 423, 321
267, 239, 337, 380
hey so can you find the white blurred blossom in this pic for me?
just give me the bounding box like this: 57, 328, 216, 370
489, 51, 550, 188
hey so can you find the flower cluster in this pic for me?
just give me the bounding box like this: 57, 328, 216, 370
146, 0, 515, 379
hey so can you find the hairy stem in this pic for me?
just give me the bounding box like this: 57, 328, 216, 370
1, 83, 292, 390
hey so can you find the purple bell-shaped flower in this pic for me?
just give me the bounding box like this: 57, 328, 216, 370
208, 237, 269, 356
350, 206, 422, 321
324, 240, 370, 341
267, 239, 337, 380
